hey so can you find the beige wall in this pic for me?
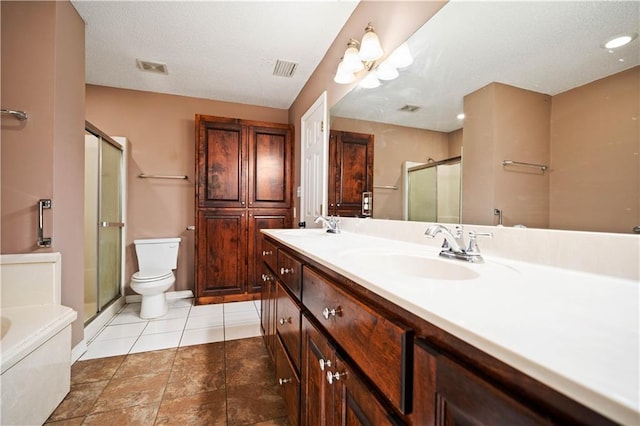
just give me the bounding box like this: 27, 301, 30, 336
462, 83, 551, 228
550, 66, 639, 233
1, 1, 86, 345
288, 1, 448, 223
331, 117, 450, 219
85, 85, 288, 294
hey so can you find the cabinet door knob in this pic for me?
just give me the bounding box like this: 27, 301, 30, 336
279, 317, 292, 325
261, 274, 272, 282
262, 250, 273, 256
326, 371, 346, 385
322, 306, 342, 320
241, 201, 246, 206
319, 359, 332, 371
280, 267, 294, 275
278, 377, 292, 385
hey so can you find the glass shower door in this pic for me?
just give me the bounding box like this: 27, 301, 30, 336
98, 140, 123, 311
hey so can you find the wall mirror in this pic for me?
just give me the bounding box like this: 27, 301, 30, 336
329, 1, 639, 234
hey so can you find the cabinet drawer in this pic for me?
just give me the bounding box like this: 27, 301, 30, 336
275, 335, 300, 426
277, 250, 301, 299
261, 238, 278, 273
276, 282, 301, 371
303, 267, 413, 414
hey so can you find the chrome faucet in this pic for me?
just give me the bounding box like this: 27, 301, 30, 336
315, 215, 340, 234
425, 224, 492, 263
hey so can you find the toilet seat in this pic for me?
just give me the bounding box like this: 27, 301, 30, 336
132, 270, 173, 282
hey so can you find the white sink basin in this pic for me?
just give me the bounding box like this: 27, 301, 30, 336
341, 251, 480, 281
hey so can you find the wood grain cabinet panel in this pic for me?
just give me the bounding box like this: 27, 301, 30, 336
328, 130, 374, 217
195, 115, 293, 303
276, 281, 301, 371
302, 267, 413, 415
277, 249, 302, 299
260, 262, 276, 358
275, 335, 300, 426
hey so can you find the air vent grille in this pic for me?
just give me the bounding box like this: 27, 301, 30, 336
136, 59, 168, 74
399, 104, 421, 112
273, 60, 298, 78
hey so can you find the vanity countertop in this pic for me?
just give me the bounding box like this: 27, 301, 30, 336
262, 228, 639, 425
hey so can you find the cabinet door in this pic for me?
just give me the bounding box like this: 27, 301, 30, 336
248, 209, 291, 293
195, 209, 247, 298
260, 262, 276, 357
435, 356, 552, 426
328, 130, 374, 217
302, 316, 335, 426
196, 117, 247, 208
248, 125, 292, 208
332, 354, 401, 426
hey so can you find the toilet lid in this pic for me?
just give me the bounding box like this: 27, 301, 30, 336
132, 270, 173, 282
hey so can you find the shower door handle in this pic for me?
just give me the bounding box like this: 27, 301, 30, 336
37, 199, 52, 247
99, 221, 124, 228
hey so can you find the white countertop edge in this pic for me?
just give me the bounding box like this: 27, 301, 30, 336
263, 229, 640, 425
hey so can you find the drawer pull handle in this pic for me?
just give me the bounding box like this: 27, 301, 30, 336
261, 274, 272, 282
326, 371, 346, 385
281, 267, 294, 275
322, 306, 342, 320
262, 250, 273, 256
319, 359, 332, 371
279, 317, 292, 325
278, 377, 292, 385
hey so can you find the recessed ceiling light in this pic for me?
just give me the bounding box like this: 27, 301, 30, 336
457, 113, 465, 120
602, 33, 638, 50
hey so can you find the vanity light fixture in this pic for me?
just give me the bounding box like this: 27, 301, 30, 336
334, 22, 383, 84
602, 33, 638, 50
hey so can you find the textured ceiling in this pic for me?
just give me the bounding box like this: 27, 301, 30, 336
331, 1, 640, 132
71, 1, 359, 109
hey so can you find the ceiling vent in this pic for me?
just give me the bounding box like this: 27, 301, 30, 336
273, 60, 298, 78
399, 104, 421, 112
136, 59, 168, 75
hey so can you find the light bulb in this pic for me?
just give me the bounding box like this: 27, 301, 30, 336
334, 60, 355, 84
343, 42, 364, 73
358, 24, 383, 62
376, 61, 398, 81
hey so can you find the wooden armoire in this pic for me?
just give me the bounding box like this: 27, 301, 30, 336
195, 115, 293, 305
328, 130, 374, 217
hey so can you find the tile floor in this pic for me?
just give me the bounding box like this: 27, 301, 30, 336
80, 298, 262, 360
45, 299, 290, 425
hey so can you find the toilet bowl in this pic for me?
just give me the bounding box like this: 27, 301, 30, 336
130, 237, 180, 319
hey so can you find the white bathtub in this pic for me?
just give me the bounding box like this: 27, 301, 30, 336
0, 253, 77, 425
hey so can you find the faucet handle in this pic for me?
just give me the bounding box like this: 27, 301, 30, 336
466, 231, 493, 255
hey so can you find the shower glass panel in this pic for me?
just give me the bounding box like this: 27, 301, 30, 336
98, 140, 123, 311
408, 167, 437, 222
83, 132, 99, 322
407, 158, 461, 224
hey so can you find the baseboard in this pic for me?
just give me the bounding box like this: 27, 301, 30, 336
124, 290, 194, 304
83, 296, 125, 345
71, 340, 87, 363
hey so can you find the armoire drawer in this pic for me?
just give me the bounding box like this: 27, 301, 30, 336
302, 267, 414, 414
277, 249, 301, 299
276, 281, 301, 371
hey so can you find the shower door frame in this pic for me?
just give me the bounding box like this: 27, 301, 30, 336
84, 121, 127, 327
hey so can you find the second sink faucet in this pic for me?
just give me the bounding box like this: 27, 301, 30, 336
315, 215, 340, 234
424, 224, 492, 263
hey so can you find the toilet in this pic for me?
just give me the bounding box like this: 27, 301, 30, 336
130, 237, 181, 319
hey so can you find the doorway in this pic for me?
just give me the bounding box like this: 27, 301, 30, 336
83, 123, 126, 325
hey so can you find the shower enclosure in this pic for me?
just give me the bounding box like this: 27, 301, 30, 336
84, 123, 126, 324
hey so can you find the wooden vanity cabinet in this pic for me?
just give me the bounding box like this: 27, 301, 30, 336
302, 316, 401, 426
303, 267, 413, 415
276, 281, 302, 371
260, 261, 276, 358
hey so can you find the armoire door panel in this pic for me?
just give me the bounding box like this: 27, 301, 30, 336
196, 209, 247, 296
197, 119, 247, 208
249, 126, 292, 208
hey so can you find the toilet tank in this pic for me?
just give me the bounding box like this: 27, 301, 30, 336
134, 238, 181, 272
